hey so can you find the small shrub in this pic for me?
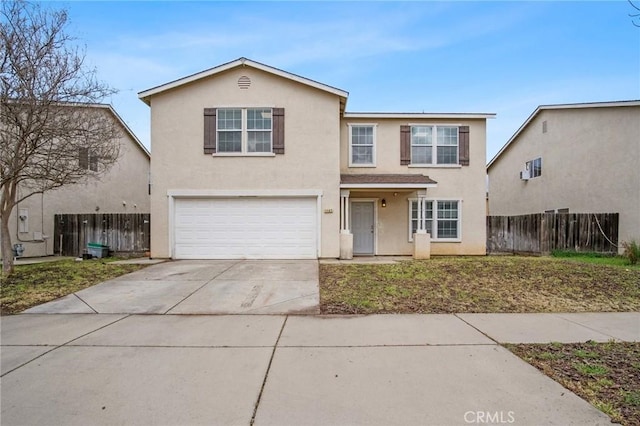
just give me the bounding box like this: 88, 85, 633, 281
622, 240, 640, 265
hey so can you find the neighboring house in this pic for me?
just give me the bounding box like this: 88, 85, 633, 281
487, 100, 640, 251
138, 57, 494, 259
5, 104, 150, 258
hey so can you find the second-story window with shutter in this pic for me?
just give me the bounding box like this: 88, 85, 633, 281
217, 109, 242, 153
349, 124, 376, 167
247, 108, 272, 153
411, 126, 433, 164
215, 108, 272, 154
436, 126, 458, 164
408, 125, 463, 166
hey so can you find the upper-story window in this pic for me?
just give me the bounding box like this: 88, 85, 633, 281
527, 157, 542, 178
217, 108, 272, 153
411, 125, 458, 165
349, 124, 376, 166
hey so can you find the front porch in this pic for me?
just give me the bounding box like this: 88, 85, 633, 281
338, 174, 437, 260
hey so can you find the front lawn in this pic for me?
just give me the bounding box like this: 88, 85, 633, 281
1, 259, 146, 315
320, 256, 640, 314
508, 341, 640, 426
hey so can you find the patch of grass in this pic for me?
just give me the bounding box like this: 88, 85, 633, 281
573, 349, 600, 359
552, 250, 640, 269
508, 342, 640, 425
536, 351, 564, 360
593, 378, 615, 389
320, 256, 640, 314
1, 259, 146, 315
593, 401, 620, 419
573, 362, 609, 376
622, 391, 640, 407
551, 250, 614, 258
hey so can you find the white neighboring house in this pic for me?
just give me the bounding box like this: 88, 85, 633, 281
487, 100, 640, 251
4, 104, 150, 258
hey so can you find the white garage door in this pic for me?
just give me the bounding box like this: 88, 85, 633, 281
173, 197, 318, 259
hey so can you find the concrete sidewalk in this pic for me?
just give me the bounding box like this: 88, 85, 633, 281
3, 313, 637, 425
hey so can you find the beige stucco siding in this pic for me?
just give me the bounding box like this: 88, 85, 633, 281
488, 106, 640, 250
342, 119, 488, 255
7, 130, 150, 258
148, 67, 341, 258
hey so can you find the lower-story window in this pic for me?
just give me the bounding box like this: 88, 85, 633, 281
409, 199, 460, 241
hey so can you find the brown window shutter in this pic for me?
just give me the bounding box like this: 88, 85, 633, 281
459, 126, 470, 166
204, 108, 216, 154
400, 125, 410, 165
272, 108, 285, 154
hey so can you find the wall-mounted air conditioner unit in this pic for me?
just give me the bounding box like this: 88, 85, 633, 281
520, 170, 530, 180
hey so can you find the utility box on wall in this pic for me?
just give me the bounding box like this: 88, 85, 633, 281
18, 208, 29, 233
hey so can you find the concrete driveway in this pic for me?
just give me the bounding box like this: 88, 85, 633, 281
23, 260, 319, 315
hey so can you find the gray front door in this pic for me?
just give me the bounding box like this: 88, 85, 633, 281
351, 201, 375, 255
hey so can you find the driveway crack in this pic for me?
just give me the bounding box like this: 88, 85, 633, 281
74, 293, 98, 314
0, 314, 130, 378
163, 260, 242, 314
250, 315, 287, 425
453, 313, 500, 345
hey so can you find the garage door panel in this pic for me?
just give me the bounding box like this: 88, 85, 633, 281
173, 197, 317, 259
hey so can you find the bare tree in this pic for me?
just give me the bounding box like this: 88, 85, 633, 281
1, 1, 120, 275
631, 0, 640, 27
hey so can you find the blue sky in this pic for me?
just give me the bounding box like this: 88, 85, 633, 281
55, 1, 640, 161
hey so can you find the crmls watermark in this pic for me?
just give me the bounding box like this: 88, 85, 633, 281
464, 411, 516, 424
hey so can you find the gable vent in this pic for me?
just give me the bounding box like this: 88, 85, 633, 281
238, 75, 251, 89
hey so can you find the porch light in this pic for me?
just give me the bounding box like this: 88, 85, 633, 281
381, 199, 387, 208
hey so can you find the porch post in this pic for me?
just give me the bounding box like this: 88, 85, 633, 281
340, 190, 350, 232
414, 189, 431, 259
339, 189, 353, 259
416, 189, 427, 234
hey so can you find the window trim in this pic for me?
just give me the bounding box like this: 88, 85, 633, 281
408, 198, 462, 242
409, 124, 460, 166
348, 123, 377, 167
214, 107, 273, 156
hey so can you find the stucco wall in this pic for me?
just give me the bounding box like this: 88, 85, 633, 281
488, 106, 640, 250
148, 67, 342, 258
341, 118, 488, 255
7, 125, 150, 258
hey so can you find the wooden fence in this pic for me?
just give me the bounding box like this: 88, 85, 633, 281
54, 213, 150, 257
487, 213, 619, 254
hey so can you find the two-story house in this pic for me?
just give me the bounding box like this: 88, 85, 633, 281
138, 58, 494, 260
487, 101, 640, 252
3, 104, 150, 259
